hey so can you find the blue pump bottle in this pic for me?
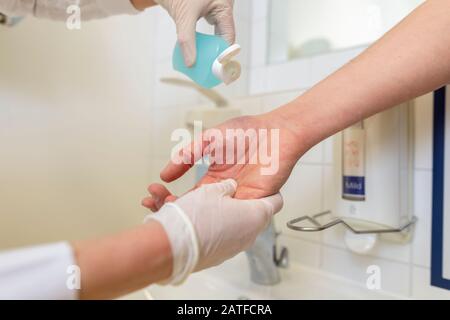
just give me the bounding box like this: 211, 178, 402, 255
173, 32, 241, 89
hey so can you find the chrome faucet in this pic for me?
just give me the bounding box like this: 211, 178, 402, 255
245, 221, 289, 285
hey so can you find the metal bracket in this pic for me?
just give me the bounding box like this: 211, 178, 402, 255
273, 245, 289, 269
287, 211, 417, 235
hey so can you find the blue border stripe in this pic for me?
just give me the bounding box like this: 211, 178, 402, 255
431, 86, 450, 290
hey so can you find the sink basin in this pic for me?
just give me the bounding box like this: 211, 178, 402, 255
146, 253, 397, 300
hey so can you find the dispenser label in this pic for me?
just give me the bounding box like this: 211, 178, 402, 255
343, 176, 365, 198
342, 127, 366, 200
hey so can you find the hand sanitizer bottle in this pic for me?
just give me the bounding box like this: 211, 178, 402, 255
173, 32, 241, 89
342, 121, 366, 201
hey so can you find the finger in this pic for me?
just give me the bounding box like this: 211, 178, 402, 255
144, 183, 175, 211
160, 163, 189, 183
141, 197, 159, 212
148, 184, 172, 203
160, 134, 210, 183
213, 12, 236, 45
176, 14, 198, 67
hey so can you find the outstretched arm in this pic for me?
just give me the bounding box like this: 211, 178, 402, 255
76, 180, 282, 299
158, 0, 450, 200
0, 181, 282, 299
73, 221, 172, 300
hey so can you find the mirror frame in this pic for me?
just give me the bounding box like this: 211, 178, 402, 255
431, 86, 450, 290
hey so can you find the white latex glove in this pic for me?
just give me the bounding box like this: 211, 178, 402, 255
145, 179, 283, 285
154, 0, 235, 67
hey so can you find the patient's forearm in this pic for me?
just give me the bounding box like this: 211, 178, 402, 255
272, 0, 450, 153
73, 221, 172, 300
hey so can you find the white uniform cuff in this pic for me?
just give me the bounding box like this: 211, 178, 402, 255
0, 242, 78, 300
96, 0, 141, 16
145, 203, 199, 285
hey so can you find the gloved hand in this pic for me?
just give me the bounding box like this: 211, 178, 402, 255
154, 0, 235, 67
144, 179, 283, 285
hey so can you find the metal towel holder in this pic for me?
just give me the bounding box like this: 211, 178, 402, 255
287, 211, 417, 235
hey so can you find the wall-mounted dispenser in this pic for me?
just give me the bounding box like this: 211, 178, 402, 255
287, 102, 417, 254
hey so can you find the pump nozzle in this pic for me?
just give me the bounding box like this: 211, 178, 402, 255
212, 44, 242, 85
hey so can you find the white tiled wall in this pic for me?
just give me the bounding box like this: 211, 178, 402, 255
223, 89, 449, 299
148, 2, 450, 299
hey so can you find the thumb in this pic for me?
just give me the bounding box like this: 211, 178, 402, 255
249, 193, 284, 217
176, 15, 198, 67
236, 193, 284, 232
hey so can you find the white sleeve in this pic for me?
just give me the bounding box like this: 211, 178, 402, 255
0, 242, 78, 300
0, 0, 140, 21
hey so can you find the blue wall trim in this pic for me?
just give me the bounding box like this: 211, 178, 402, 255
431, 86, 450, 290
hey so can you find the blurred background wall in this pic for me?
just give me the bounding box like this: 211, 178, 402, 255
0, 10, 158, 248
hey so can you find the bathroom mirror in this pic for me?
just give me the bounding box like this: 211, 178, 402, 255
432, 86, 450, 290
268, 0, 424, 64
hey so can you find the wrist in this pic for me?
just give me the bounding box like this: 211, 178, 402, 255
260, 105, 311, 160
130, 0, 157, 11
145, 203, 199, 285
